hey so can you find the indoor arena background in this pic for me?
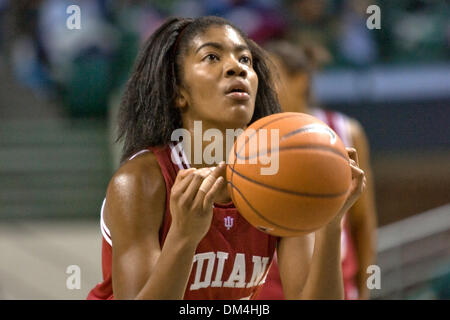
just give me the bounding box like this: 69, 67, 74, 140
0, 0, 449, 299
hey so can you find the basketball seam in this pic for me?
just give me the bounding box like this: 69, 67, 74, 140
280, 124, 335, 141
236, 113, 304, 157
228, 166, 348, 198
235, 145, 348, 161
228, 182, 319, 233
229, 135, 239, 208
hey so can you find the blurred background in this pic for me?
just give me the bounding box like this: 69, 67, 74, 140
0, 0, 449, 299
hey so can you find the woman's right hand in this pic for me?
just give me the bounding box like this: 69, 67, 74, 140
169, 162, 226, 245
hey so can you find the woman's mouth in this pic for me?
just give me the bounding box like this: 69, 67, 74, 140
225, 90, 250, 101
224, 80, 251, 101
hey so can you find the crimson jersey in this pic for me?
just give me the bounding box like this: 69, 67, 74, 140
87, 143, 277, 300
255, 109, 360, 300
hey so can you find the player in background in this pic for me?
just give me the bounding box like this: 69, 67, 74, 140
87, 17, 366, 300
258, 40, 377, 300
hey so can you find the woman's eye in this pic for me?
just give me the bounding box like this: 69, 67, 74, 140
240, 56, 251, 65
205, 54, 219, 62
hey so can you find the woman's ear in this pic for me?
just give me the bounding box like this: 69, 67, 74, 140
175, 87, 188, 109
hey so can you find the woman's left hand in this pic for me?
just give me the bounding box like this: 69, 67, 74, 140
326, 147, 367, 229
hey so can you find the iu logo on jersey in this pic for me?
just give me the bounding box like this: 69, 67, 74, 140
224, 216, 234, 230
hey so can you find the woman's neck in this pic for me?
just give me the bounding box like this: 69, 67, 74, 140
179, 120, 233, 204
180, 119, 242, 170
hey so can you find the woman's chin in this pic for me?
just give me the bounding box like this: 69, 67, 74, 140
222, 104, 253, 127
222, 116, 252, 130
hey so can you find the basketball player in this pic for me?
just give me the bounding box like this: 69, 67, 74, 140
87, 17, 366, 300
258, 40, 377, 300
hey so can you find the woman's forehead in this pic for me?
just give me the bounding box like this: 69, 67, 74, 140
190, 25, 248, 53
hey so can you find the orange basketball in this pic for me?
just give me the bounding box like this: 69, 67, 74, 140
226, 112, 352, 237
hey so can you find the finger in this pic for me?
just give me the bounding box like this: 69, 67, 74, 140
199, 175, 217, 194
203, 176, 225, 211
174, 168, 196, 184
192, 163, 226, 210
350, 164, 365, 193
172, 169, 196, 196
197, 167, 215, 179
210, 161, 226, 179
182, 167, 217, 204
198, 162, 226, 193
346, 147, 359, 167
350, 162, 364, 179
182, 170, 208, 204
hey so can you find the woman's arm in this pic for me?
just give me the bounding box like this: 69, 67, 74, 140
297, 219, 344, 299
276, 233, 314, 299
278, 216, 344, 300
347, 120, 377, 299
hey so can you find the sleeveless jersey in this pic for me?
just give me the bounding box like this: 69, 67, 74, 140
255, 109, 360, 300
87, 143, 277, 300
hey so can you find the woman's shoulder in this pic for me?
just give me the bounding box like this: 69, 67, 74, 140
108, 151, 165, 199
112, 150, 164, 190
104, 150, 166, 231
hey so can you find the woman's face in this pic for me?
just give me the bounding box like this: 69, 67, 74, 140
177, 25, 258, 131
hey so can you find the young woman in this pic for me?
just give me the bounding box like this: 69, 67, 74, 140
87, 16, 366, 300
257, 40, 377, 300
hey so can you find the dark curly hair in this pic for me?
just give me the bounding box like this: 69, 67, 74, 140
117, 16, 281, 163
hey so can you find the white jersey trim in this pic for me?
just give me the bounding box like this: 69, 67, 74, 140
169, 142, 191, 170
100, 198, 112, 246
129, 149, 150, 160
311, 108, 353, 147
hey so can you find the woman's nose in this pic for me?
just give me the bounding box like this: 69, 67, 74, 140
225, 60, 247, 78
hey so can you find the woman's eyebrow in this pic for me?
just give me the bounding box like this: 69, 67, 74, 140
195, 42, 250, 54
196, 42, 223, 53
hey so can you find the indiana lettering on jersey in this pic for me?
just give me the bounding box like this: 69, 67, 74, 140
190, 251, 270, 291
